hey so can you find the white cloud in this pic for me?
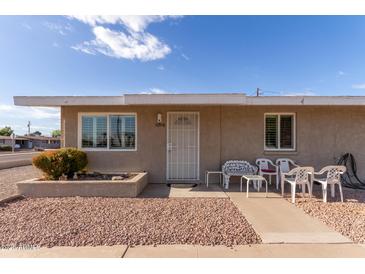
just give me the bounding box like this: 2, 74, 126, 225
72, 26, 171, 61
71, 44, 96, 55
140, 88, 171, 94
0, 104, 60, 135
44, 21, 73, 36
70, 15, 176, 33
70, 16, 180, 61
352, 84, 365, 89
0, 105, 59, 119
337, 70, 346, 76
21, 23, 32, 30
157, 65, 165, 70
181, 53, 190, 61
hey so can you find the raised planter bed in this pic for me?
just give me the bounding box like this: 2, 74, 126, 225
17, 172, 148, 198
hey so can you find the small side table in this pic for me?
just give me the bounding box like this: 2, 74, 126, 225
205, 171, 223, 187
241, 175, 268, 198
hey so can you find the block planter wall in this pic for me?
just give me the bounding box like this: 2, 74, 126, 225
17, 172, 148, 198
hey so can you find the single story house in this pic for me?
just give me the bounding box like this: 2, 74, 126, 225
13, 93, 365, 184
24, 135, 61, 149
0, 135, 60, 149
0, 135, 29, 148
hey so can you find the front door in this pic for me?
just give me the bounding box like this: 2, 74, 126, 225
167, 112, 199, 181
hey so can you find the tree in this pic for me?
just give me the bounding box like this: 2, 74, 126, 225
0, 126, 14, 136
30, 131, 42, 136
51, 129, 61, 138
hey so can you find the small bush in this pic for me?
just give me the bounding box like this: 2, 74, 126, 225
32, 148, 88, 180
0, 145, 12, 151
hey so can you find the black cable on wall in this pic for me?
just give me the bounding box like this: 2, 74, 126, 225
337, 153, 365, 190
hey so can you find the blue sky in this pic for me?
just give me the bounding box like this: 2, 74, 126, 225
1, 15, 365, 135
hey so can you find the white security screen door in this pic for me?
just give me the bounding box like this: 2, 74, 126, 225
167, 112, 199, 180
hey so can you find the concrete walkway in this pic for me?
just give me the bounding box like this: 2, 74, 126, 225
225, 185, 351, 244
1, 244, 365, 258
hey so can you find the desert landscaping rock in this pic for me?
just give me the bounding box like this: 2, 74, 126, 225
0, 165, 41, 200
291, 185, 365, 244
0, 197, 261, 247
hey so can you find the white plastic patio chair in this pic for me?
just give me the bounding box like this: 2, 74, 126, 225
313, 165, 346, 202
276, 158, 299, 189
281, 166, 313, 203
256, 158, 278, 189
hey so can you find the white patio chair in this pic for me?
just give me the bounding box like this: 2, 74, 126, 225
256, 158, 278, 189
276, 158, 299, 189
313, 165, 346, 202
281, 166, 313, 203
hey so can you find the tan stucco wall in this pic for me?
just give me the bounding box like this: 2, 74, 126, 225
61, 105, 365, 183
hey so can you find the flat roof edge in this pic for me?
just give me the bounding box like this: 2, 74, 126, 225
124, 93, 246, 105
13, 95, 365, 106
14, 96, 126, 106
246, 96, 365, 105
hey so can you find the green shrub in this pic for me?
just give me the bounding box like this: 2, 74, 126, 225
32, 150, 64, 180
0, 145, 12, 151
32, 148, 88, 180
57, 148, 88, 178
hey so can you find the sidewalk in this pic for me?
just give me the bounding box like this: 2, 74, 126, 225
0, 245, 128, 258
1, 244, 365, 258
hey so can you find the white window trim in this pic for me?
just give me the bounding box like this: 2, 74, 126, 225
77, 112, 137, 152
264, 112, 296, 152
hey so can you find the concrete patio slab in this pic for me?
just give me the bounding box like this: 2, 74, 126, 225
0, 245, 128, 258
169, 184, 227, 198
225, 185, 351, 244
139, 183, 227, 198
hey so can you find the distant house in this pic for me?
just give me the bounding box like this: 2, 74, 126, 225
0, 135, 60, 149
24, 135, 61, 149
0, 135, 29, 148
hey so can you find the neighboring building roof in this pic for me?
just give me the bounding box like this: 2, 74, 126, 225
0, 135, 60, 141
0, 136, 28, 140
13, 93, 365, 106
24, 135, 60, 141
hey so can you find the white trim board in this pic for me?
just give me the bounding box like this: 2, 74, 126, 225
124, 93, 246, 105
14, 94, 365, 106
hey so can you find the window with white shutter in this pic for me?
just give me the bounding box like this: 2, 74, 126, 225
264, 113, 295, 151
79, 113, 137, 151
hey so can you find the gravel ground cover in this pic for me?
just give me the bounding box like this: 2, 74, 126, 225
290, 184, 365, 243
0, 197, 261, 247
0, 165, 41, 200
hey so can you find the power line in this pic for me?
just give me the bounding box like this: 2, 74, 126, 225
248, 88, 284, 96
